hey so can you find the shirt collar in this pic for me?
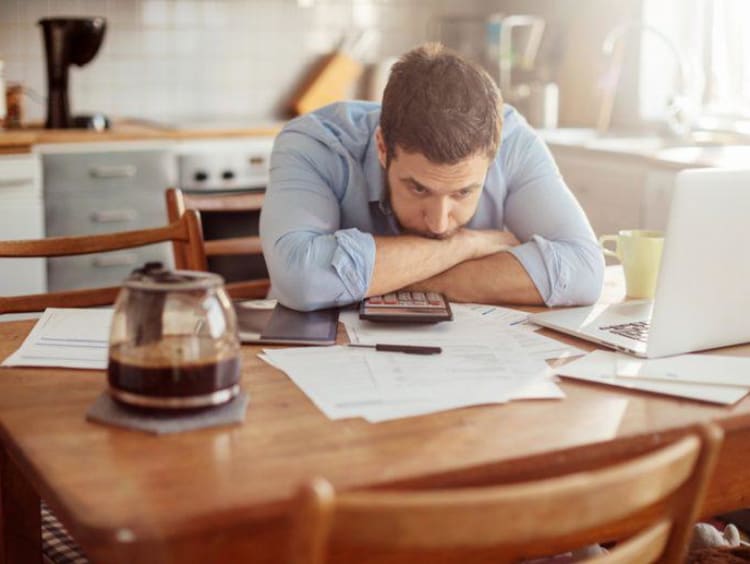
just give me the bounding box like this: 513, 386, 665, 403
363, 131, 385, 203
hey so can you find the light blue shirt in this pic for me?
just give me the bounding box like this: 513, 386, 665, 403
260, 102, 604, 311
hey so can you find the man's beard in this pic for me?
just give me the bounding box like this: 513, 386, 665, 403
384, 174, 461, 240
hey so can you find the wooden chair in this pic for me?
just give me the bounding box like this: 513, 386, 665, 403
289, 423, 723, 564
165, 187, 270, 300
0, 210, 206, 314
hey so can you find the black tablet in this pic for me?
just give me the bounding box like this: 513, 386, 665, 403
234, 300, 339, 345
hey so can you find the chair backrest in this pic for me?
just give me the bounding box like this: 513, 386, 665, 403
289, 423, 723, 564
165, 188, 269, 300
0, 210, 206, 314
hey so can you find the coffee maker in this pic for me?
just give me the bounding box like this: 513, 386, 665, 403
39, 17, 108, 130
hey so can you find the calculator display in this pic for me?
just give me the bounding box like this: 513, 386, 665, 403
359, 291, 453, 323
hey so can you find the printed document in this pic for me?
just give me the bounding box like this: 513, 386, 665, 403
556, 350, 750, 405
340, 304, 585, 360
261, 343, 563, 423
2, 308, 112, 370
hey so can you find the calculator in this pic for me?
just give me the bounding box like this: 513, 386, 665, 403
359, 291, 453, 323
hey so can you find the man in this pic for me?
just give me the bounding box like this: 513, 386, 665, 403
260, 43, 604, 312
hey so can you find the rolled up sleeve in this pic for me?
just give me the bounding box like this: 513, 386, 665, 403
503, 128, 604, 306
260, 130, 376, 311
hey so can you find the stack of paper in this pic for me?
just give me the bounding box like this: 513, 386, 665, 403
340, 303, 585, 361
556, 350, 750, 405
261, 344, 561, 423
260, 304, 581, 422
2, 308, 112, 370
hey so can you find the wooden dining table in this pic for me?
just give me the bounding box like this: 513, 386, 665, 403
1, 267, 750, 564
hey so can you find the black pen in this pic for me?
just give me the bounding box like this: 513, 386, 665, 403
348, 343, 442, 355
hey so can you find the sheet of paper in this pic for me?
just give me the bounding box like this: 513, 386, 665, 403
502, 330, 586, 361
556, 351, 749, 405
613, 353, 750, 387
360, 396, 507, 423
452, 303, 530, 327
260, 342, 563, 423
340, 306, 584, 360
367, 344, 550, 400
263, 345, 507, 422
261, 346, 386, 419
507, 379, 566, 401
2, 308, 112, 370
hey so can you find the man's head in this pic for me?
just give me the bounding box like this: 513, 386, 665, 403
376, 42, 503, 239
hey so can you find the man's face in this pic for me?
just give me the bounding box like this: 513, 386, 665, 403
376, 128, 490, 239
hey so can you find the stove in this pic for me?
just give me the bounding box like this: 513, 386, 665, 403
176, 137, 275, 192
173, 135, 277, 285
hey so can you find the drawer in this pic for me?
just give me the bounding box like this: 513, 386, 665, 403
45, 192, 167, 237
47, 243, 174, 292
0, 154, 42, 199
42, 150, 175, 197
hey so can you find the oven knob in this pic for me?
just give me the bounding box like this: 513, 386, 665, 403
194, 171, 208, 182
222, 170, 235, 180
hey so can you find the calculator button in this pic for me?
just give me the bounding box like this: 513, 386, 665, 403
383, 293, 398, 304
426, 292, 443, 305
368, 296, 383, 304
397, 291, 411, 302
411, 291, 427, 304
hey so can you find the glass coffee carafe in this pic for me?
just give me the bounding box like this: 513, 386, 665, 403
108, 263, 241, 410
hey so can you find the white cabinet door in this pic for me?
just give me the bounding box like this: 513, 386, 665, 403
550, 147, 648, 237
642, 164, 702, 232
41, 145, 176, 292
642, 169, 679, 231
0, 155, 46, 296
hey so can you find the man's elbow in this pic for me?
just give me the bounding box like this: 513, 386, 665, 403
569, 249, 605, 306
268, 271, 332, 312
546, 245, 604, 307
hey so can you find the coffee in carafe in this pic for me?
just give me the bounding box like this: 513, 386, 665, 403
107, 263, 241, 410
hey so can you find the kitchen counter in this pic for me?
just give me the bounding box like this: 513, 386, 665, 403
0, 119, 283, 154
539, 127, 750, 168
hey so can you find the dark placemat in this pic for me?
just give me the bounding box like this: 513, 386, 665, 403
86, 391, 249, 435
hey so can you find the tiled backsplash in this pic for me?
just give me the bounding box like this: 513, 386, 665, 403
0, 0, 487, 124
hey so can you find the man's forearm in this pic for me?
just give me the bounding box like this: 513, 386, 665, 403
367, 234, 473, 297
367, 230, 514, 297
409, 251, 544, 305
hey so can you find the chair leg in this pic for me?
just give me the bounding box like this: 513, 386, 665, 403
41, 502, 88, 564
1, 447, 42, 564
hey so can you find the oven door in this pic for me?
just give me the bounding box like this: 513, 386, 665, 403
198, 202, 268, 284
175, 137, 275, 284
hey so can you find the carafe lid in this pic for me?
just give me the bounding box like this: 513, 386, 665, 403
123, 262, 223, 292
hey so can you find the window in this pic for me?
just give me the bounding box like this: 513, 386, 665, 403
641, 0, 750, 130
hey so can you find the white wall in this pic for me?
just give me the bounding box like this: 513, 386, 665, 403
0, 0, 487, 123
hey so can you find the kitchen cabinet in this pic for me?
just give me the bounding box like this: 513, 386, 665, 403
40, 142, 177, 291
549, 146, 648, 237
0, 154, 46, 296
642, 168, 682, 231
548, 145, 698, 237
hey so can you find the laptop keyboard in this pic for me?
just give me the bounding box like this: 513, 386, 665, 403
599, 321, 650, 343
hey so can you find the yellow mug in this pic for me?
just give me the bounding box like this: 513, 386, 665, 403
599, 230, 664, 299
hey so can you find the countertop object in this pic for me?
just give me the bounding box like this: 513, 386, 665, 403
0, 119, 282, 154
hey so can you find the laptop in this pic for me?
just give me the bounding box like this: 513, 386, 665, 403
530, 168, 750, 358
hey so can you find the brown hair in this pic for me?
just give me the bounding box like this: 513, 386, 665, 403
380, 42, 503, 165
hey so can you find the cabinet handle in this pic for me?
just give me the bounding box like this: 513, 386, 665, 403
0, 178, 31, 189
89, 165, 137, 178
92, 253, 139, 267
90, 209, 138, 223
